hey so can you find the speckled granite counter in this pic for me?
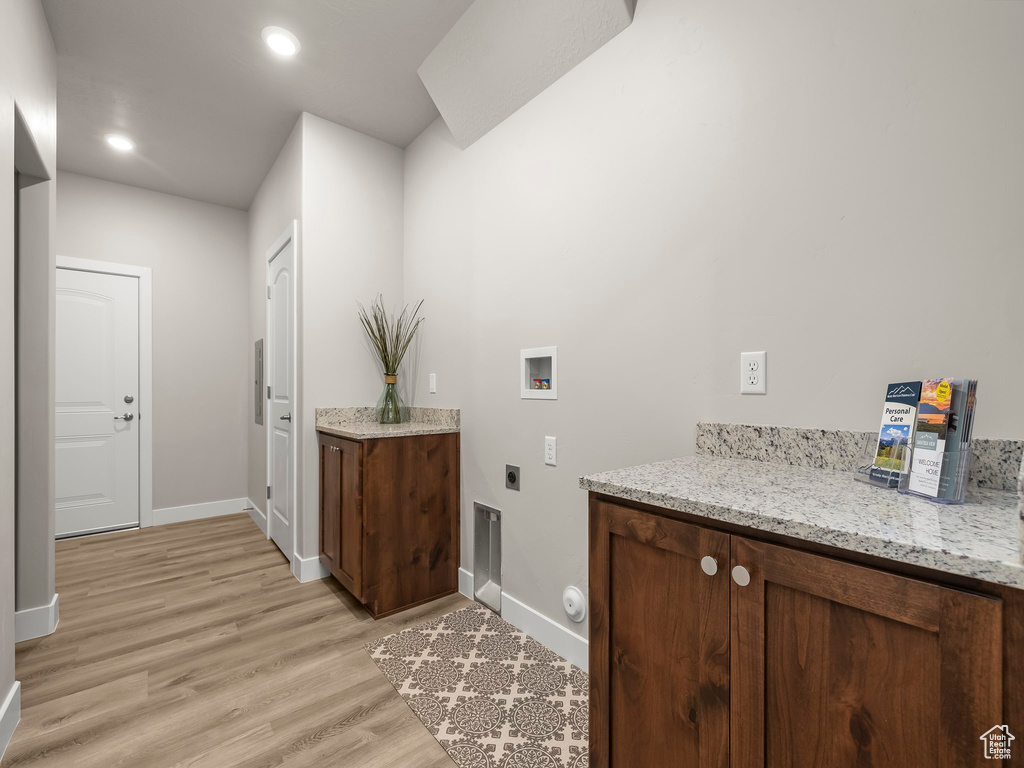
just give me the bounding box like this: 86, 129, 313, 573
695, 422, 1024, 491
316, 406, 459, 440
580, 455, 1024, 589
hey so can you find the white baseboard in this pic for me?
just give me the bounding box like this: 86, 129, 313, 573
291, 553, 329, 583
15, 593, 59, 643
152, 497, 248, 526
457, 568, 588, 672
501, 592, 589, 672
246, 499, 268, 537
458, 567, 474, 600
0, 682, 21, 763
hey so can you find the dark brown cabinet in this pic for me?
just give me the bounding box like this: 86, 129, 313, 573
319, 430, 459, 619
590, 497, 1008, 768
319, 434, 362, 598
730, 536, 1001, 768
589, 499, 730, 768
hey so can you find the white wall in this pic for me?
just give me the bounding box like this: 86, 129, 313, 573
246, 113, 404, 565
247, 119, 302, 515
403, 0, 1024, 643
56, 172, 249, 511
1, 0, 57, 749
16, 178, 56, 619
297, 114, 404, 560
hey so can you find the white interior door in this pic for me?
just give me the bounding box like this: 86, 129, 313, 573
55, 268, 140, 537
267, 239, 294, 560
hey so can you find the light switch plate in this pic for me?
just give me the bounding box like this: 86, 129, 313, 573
429, 373, 437, 394
544, 436, 557, 466
740, 351, 766, 394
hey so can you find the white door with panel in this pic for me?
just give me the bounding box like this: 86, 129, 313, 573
55, 268, 140, 537
268, 239, 294, 560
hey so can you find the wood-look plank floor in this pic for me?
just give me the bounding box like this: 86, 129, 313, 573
3, 513, 470, 767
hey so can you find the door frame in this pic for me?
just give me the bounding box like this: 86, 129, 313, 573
56, 255, 154, 529
264, 222, 299, 568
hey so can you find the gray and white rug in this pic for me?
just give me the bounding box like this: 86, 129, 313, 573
365, 603, 590, 768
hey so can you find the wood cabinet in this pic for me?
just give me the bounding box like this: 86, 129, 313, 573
590, 500, 730, 768
319, 434, 362, 598
731, 536, 1001, 768
319, 430, 459, 619
590, 497, 1008, 768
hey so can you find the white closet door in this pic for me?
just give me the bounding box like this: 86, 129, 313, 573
268, 239, 295, 560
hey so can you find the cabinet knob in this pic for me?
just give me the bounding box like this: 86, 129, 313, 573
732, 565, 751, 587
700, 556, 718, 576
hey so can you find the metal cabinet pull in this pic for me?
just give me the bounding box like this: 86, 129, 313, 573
700, 556, 718, 576
114, 412, 134, 422
732, 565, 751, 587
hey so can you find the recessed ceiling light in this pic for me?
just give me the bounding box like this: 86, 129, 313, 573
262, 26, 300, 57
105, 134, 135, 152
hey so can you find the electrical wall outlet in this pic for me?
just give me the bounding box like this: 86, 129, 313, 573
505, 464, 520, 491
429, 373, 437, 394
740, 351, 766, 394
544, 436, 557, 466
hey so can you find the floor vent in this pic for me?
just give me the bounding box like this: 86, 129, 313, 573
473, 501, 502, 613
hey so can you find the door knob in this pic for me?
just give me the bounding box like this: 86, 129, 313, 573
700, 556, 718, 576
732, 565, 751, 587
114, 412, 134, 422
280, 413, 292, 422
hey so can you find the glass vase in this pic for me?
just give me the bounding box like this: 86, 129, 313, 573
376, 375, 404, 424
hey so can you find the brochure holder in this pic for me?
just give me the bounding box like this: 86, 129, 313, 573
855, 379, 977, 504
853, 432, 911, 489
897, 444, 974, 505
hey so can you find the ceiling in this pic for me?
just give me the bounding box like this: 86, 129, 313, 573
42, 0, 475, 210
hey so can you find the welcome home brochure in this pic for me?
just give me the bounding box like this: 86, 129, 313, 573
907, 378, 978, 500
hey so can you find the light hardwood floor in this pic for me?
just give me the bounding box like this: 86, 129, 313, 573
3, 513, 470, 767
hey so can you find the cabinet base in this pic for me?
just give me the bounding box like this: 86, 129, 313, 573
365, 588, 461, 620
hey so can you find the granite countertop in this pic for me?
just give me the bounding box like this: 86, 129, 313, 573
580, 455, 1024, 589
315, 406, 459, 440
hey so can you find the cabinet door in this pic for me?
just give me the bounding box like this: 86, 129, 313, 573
318, 437, 342, 576
590, 500, 730, 768
319, 435, 363, 599
336, 437, 363, 599
731, 537, 1003, 768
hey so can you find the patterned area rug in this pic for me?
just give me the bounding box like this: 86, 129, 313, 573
365, 603, 590, 768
